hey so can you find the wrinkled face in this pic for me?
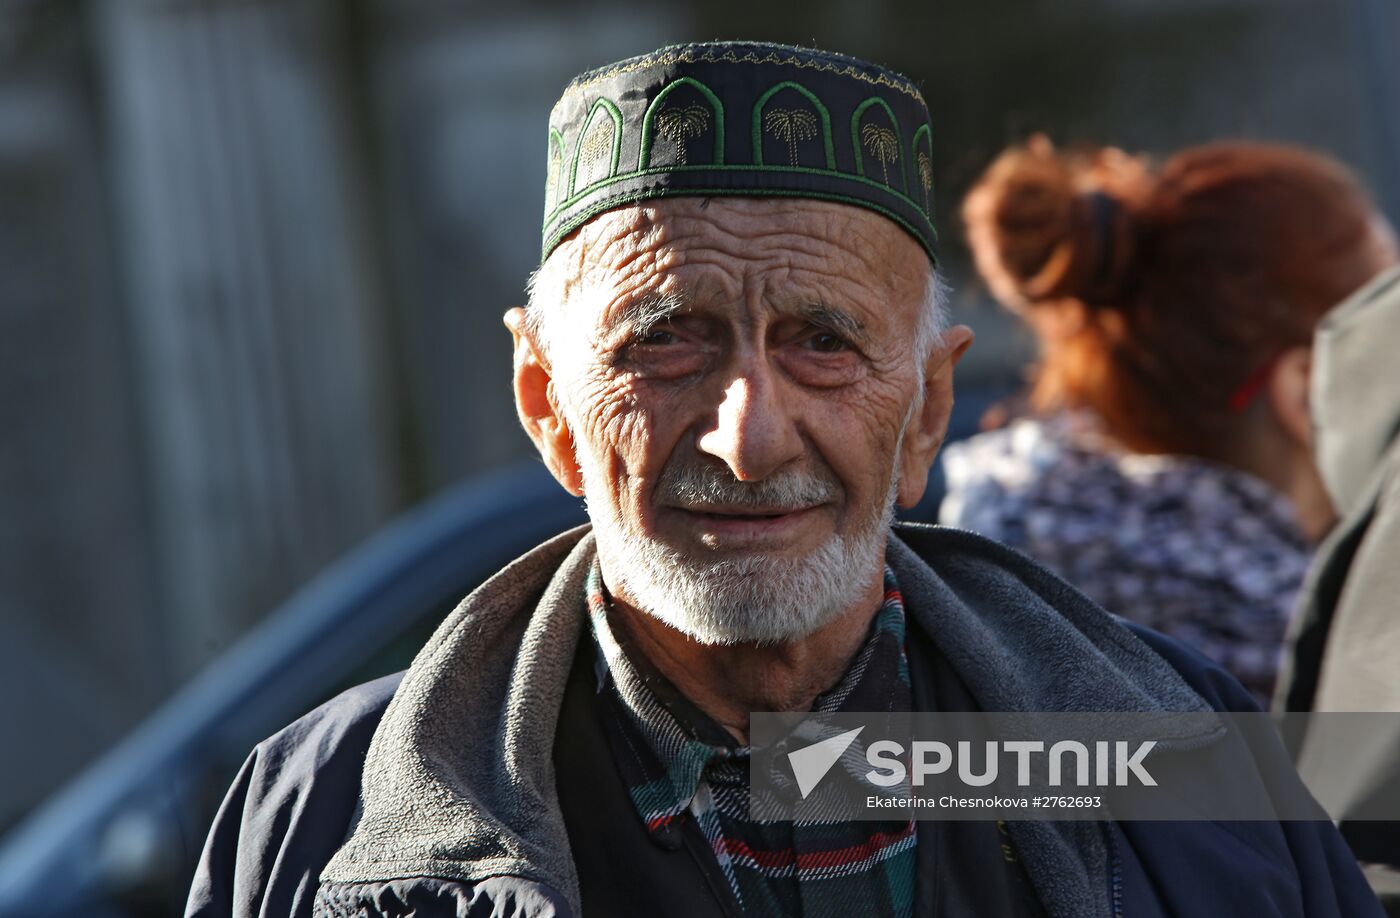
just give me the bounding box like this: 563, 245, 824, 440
520, 198, 957, 644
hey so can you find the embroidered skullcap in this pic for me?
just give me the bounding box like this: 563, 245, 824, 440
541, 41, 939, 263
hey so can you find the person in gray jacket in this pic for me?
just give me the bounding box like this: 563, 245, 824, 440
187, 42, 1385, 918
1277, 264, 1400, 912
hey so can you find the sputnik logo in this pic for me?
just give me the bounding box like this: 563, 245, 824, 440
787, 726, 864, 798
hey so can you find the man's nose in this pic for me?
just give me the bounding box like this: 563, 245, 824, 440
695, 362, 804, 482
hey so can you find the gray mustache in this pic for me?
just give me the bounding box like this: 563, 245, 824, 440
655, 461, 841, 510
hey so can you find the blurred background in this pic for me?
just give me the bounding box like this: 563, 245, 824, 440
1, 0, 1397, 913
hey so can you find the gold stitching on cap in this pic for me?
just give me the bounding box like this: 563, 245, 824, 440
916, 152, 933, 195
763, 109, 819, 166
861, 123, 899, 186
545, 130, 564, 210
654, 105, 711, 165
578, 119, 614, 184
564, 46, 923, 102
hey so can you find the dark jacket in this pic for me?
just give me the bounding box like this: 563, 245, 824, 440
188, 524, 1381, 918
1275, 265, 1400, 909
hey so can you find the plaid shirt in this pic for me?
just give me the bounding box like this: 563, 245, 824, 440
586, 562, 917, 917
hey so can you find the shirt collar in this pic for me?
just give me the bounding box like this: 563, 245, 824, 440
585, 561, 912, 839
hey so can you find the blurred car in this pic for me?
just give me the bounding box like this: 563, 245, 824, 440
0, 463, 589, 917
0, 385, 1008, 918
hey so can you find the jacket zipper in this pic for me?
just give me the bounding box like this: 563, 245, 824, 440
1102, 821, 1124, 918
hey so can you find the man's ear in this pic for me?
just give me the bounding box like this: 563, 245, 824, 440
897, 325, 975, 509
1266, 345, 1313, 450
503, 307, 584, 496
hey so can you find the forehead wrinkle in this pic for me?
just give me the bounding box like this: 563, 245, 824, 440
563, 199, 927, 326
612, 209, 871, 275
765, 240, 922, 321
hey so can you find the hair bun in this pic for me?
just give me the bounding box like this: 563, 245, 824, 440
963, 136, 1144, 310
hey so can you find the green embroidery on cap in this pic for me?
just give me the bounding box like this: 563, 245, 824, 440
542, 45, 941, 264
912, 123, 933, 213
851, 97, 906, 193
569, 98, 624, 198
639, 78, 725, 168
544, 184, 936, 263
545, 129, 565, 212
752, 81, 835, 169
546, 163, 931, 226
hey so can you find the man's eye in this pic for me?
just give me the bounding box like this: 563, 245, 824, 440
806, 332, 849, 353
637, 328, 679, 346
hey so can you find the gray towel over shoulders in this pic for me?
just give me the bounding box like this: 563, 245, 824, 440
314, 522, 1220, 918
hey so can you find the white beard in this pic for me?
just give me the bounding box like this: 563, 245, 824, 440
575, 443, 901, 646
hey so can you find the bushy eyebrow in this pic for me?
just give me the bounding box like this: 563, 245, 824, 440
799, 302, 869, 346
603, 290, 690, 335
600, 291, 870, 346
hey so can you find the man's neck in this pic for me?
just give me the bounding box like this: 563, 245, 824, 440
602, 570, 887, 745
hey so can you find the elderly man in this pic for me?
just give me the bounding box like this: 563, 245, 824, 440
187, 42, 1380, 918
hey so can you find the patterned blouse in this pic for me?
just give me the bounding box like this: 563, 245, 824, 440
939, 412, 1311, 706
585, 561, 917, 917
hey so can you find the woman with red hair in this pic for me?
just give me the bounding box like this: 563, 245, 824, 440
943, 137, 1397, 703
